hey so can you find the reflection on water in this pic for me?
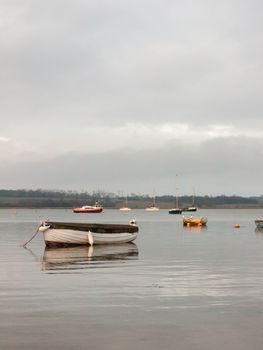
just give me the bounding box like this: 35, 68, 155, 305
183, 225, 208, 233
41, 243, 139, 272
255, 227, 263, 235
3, 209, 263, 350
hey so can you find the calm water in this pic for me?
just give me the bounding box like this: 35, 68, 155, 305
1, 209, 263, 350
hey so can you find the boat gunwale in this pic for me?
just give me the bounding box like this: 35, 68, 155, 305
45, 221, 139, 233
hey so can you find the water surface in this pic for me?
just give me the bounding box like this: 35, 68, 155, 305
1, 209, 263, 349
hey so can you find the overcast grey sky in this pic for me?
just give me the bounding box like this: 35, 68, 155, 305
1, 0, 263, 195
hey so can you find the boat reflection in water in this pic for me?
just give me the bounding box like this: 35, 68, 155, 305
42, 243, 139, 272
183, 225, 207, 233
255, 227, 263, 235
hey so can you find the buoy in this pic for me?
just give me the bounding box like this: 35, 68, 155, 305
234, 224, 240, 228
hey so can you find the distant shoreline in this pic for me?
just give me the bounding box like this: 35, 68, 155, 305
0, 190, 262, 210
1, 206, 263, 210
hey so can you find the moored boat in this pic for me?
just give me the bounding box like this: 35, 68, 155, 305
255, 219, 263, 229
182, 206, 197, 212
119, 194, 131, 211
169, 208, 182, 214
38, 220, 138, 247
146, 206, 160, 211
182, 192, 197, 212
73, 201, 103, 213
169, 174, 182, 214
145, 193, 159, 211
183, 216, 207, 227
119, 206, 131, 211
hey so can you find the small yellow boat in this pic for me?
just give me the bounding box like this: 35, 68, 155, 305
183, 216, 207, 227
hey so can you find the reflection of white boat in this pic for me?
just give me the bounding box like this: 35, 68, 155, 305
42, 243, 139, 270
39, 221, 138, 247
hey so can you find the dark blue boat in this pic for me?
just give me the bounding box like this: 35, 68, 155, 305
169, 208, 182, 214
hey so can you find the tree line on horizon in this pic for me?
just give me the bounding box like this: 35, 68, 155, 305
0, 189, 262, 208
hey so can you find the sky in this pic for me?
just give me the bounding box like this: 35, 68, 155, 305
1, 0, 263, 196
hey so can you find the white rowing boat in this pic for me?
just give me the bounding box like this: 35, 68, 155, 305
38, 220, 138, 247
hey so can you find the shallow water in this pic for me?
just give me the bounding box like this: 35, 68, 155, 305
1, 208, 263, 349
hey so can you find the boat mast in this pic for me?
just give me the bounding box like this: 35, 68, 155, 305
192, 187, 196, 206
153, 189, 156, 207
175, 174, 179, 208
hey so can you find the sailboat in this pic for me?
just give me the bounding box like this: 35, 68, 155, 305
168, 198, 182, 214
182, 190, 197, 212
145, 194, 159, 211
169, 175, 182, 214
119, 194, 131, 211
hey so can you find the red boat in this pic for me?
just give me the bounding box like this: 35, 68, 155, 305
73, 202, 103, 213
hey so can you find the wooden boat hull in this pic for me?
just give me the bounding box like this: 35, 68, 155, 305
43, 229, 138, 247
40, 221, 139, 247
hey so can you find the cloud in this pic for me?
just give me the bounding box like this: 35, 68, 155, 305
1, 0, 263, 128
0, 136, 262, 196
0, 1, 263, 194
0, 137, 9, 142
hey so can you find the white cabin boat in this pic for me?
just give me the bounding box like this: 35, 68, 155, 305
145, 195, 159, 211
119, 207, 132, 211
73, 201, 103, 213
145, 206, 159, 211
